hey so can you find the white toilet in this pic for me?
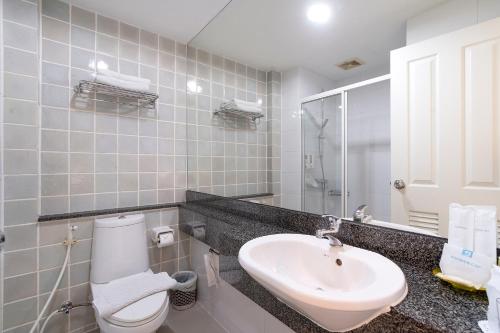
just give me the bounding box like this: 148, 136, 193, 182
90, 214, 170, 333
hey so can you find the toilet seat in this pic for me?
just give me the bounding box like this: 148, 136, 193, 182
107, 291, 167, 327
91, 270, 169, 328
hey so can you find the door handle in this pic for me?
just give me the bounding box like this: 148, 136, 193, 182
393, 179, 406, 190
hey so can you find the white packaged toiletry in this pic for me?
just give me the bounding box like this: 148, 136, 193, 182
192, 225, 205, 240
472, 205, 497, 261
448, 203, 475, 250
484, 266, 500, 333
204, 251, 220, 287
439, 243, 493, 288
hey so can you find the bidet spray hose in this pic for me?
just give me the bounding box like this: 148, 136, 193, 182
29, 226, 76, 333
39, 302, 92, 333
39, 310, 59, 333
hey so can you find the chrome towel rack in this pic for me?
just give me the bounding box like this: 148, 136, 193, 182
74, 80, 159, 109
214, 100, 264, 122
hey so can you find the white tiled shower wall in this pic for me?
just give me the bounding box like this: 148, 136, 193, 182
0, 0, 281, 331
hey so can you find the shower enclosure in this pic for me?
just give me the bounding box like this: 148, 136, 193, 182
301, 76, 390, 220
302, 94, 343, 217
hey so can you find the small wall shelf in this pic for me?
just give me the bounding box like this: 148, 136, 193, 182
74, 80, 159, 109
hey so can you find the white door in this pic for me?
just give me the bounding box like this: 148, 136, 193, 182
391, 17, 500, 237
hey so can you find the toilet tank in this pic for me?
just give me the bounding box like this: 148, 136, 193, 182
91, 214, 149, 283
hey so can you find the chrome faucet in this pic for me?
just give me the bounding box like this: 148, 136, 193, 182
353, 204, 372, 223
316, 215, 343, 247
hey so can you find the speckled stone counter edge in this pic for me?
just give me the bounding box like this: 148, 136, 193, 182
37, 192, 273, 222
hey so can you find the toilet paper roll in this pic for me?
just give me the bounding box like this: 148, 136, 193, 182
193, 226, 205, 240
157, 232, 174, 248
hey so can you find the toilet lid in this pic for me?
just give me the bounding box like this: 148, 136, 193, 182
109, 291, 167, 324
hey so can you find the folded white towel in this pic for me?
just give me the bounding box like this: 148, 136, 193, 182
97, 67, 151, 86
233, 98, 262, 110
92, 271, 177, 318
233, 98, 260, 107
222, 99, 263, 113
93, 74, 150, 92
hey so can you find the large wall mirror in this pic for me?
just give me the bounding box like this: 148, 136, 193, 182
186, 0, 500, 238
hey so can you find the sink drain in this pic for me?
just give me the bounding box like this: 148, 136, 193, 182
336, 259, 342, 266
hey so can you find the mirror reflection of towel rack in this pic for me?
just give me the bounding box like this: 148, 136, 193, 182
328, 190, 342, 197
214, 108, 264, 122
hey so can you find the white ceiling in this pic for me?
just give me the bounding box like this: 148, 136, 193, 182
67, 0, 231, 43
70, 0, 446, 81
190, 0, 447, 80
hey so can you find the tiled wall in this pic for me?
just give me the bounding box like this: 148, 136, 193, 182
1, 0, 42, 330
2, 207, 186, 333
0, 0, 191, 331
185, 48, 281, 198
1, 0, 281, 331
39, 0, 188, 215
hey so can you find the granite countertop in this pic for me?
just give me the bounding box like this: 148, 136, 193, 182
389, 262, 486, 333
180, 192, 488, 333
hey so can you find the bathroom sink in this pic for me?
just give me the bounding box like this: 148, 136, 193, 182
238, 234, 407, 332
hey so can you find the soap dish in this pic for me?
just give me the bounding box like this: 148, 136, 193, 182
432, 268, 486, 292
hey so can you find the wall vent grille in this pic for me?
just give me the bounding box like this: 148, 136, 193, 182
497, 220, 500, 244
337, 58, 364, 70
408, 210, 439, 235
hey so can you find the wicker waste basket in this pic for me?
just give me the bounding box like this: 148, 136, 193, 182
170, 271, 198, 310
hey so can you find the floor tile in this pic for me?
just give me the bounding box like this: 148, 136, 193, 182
159, 303, 227, 333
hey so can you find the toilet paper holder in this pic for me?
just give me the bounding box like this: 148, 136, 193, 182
151, 226, 174, 244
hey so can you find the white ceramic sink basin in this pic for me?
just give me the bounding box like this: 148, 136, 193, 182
238, 234, 407, 332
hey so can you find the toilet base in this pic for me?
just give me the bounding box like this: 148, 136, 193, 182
95, 300, 169, 333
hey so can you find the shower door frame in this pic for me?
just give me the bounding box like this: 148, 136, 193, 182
300, 74, 391, 217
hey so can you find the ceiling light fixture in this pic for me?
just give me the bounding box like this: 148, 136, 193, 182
307, 3, 331, 24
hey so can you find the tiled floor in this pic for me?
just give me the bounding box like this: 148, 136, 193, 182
158, 303, 228, 333
90, 304, 227, 333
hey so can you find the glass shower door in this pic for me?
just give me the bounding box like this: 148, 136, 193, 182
346, 80, 391, 221
302, 94, 343, 216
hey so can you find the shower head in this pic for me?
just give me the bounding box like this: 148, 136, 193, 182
318, 118, 329, 139
305, 111, 323, 129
